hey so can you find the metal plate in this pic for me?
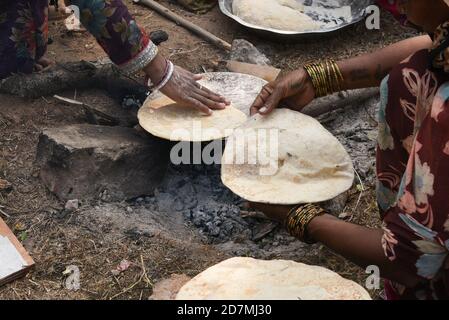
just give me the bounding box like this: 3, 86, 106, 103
219, 0, 374, 36
147, 72, 267, 117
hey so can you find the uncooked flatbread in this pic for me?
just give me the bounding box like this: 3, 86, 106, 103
232, 0, 321, 32
138, 72, 267, 142
176, 257, 371, 300
221, 109, 354, 204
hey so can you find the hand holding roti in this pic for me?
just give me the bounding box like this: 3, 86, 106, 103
250, 67, 316, 116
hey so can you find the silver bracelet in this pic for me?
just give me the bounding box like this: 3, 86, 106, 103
148, 60, 174, 95
119, 41, 158, 76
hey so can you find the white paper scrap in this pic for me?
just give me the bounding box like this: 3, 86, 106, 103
0, 235, 27, 279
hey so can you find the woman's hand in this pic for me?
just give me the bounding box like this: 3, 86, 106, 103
144, 54, 230, 115
249, 202, 294, 224
161, 66, 230, 115
250, 68, 316, 116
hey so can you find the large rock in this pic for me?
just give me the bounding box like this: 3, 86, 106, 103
230, 39, 271, 66
37, 124, 170, 201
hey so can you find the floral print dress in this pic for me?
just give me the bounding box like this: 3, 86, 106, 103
0, 0, 153, 79
377, 26, 449, 299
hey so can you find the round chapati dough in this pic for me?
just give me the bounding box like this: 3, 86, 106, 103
232, 0, 322, 32
221, 109, 354, 204
176, 257, 371, 300
138, 72, 267, 142
138, 96, 247, 142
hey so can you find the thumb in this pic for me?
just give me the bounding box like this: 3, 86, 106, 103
258, 88, 284, 115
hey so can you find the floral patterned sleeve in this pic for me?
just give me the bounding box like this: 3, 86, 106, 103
68, 0, 157, 75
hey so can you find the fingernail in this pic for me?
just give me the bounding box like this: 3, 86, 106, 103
219, 103, 226, 108
259, 107, 268, 113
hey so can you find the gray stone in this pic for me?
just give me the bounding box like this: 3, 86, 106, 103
37, 124, 170, 201
230, 39, 271, 66
65, 199, 80, 212
321, 191, 349, 216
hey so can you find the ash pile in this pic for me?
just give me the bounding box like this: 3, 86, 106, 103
321, 94, 379, 183
132, 163, 290, 246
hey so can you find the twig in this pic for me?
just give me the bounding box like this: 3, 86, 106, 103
240, 210, 270, 220
109, 275, 143, 300
351, 168, 366, 222
53, 95, 119, 124
109, 256, 153, 299
134, 0, 232, 51
140, 254, 153, 287
0, 208, 11, 218
41, 96, 51, 104
168, 45, 202, 59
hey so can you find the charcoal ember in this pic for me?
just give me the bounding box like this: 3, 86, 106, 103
184, 196, 198, 210
121, 96, 142, 110
184, 203, 251, 243
191, 209, 212, 226
205, 222, 220, 237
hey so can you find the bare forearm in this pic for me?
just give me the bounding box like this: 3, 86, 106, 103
338, 35, 432, 90
308, 214, 421, 287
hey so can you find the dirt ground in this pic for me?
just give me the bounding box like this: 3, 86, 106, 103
0, 1, 416, 300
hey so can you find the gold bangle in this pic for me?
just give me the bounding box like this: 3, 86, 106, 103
303, 59, 344, 98
329, 59, 343, 92
285, 204, 326, 244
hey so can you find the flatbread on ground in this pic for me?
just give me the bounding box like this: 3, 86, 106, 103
138, 72, 267, 142
176, 257, 371, 300
221, 109, 354, 204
